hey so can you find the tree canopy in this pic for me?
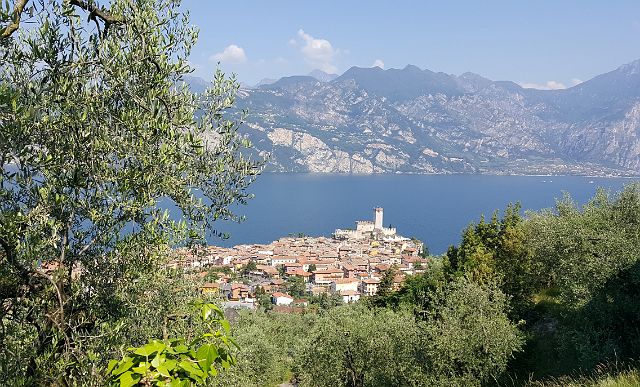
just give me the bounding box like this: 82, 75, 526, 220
0, 0, 261, 383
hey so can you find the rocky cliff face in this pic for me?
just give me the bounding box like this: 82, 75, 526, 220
226, 60, 640, 175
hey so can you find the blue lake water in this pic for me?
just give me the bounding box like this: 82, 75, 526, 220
210, 174, 638, 254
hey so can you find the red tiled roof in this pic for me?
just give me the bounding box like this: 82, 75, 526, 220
290, 269, 312, 277
271, 292, 293, 299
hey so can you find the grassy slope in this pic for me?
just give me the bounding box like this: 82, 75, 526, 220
529, 369, 640, 387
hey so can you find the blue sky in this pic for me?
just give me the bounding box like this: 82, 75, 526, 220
181, 1, 640, 88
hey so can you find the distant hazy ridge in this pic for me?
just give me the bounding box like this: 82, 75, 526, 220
191, 60, 640, 175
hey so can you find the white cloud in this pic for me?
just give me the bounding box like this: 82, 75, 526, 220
519, 80, 566, 90
571, 78, 583, 86
210, 44, 247, 64
288, 38, 297, 46
372, 59, 385, 69
295, 29, 338, 73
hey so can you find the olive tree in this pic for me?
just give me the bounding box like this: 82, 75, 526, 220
526, 185, 640, 307
525, 184, 640, 369
221, 311, 317, 387
0, 0, 261, 383
419, 278, 523, 385
297, 305, 425, 387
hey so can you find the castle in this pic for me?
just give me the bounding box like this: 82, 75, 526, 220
333, 208, 406, 242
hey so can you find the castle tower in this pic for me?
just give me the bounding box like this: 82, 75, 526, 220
374, 207, 383, 230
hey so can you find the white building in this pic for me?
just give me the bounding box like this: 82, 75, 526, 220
222, 255, 233, 265
360, 278, 380, 296
271, 292, 294, 306
340, 290, 361, 303
330, 278, 359, 294
269, 256, 297, 266
334, 208, 399, 240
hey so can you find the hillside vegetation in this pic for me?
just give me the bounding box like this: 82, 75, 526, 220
216, 183, 640, 386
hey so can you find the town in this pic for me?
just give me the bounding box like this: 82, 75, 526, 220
170, 208, 428, 310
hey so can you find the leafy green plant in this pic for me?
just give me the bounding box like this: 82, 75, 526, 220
106, 302, 237, 386
1, 0, 261, 382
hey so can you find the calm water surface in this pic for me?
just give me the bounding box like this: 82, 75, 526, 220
210, 174, 638, 254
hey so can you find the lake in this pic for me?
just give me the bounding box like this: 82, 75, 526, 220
211, 174, 638, 254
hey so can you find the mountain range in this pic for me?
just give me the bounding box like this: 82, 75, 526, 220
195, 60, 640, 175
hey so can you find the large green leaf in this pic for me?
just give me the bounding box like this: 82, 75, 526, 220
118, 371, 141, 387
196, 343, 218, 373
168, 343, 190, 355
178, 359, 205, 380
151, 353, 163, 368
112, 359, 134, 376
131, 361, 150, 374
220, 319, 231, 333
106, 359, 119, 375
132, 340, 166, 357
156, 363, 171, 378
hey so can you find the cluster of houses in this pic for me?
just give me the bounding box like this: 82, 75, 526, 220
170, 208, 428, 309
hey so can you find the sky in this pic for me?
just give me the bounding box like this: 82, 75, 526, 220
181, 1, 640, 89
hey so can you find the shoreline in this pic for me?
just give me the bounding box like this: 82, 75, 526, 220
258, 171, 640, 178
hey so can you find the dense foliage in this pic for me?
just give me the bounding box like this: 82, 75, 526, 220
224, 271, 523, 386
0, 0, 260, 384
522, 185, 640, 374
220, 311, 316, 387
445, 203, 538, 318
107, 302, 236, 386
299, 281, 521, 387
441, 183, 640, 382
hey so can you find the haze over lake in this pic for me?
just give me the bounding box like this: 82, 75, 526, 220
211, 174, 638, 254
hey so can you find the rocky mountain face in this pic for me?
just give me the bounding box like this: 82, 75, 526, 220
227, 60, 640, 175
307, 69, 338, 83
